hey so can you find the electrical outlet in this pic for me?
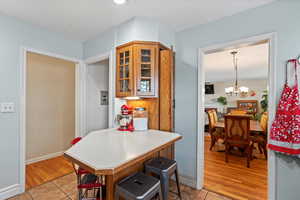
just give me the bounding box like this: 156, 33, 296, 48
0, 103, 15, 113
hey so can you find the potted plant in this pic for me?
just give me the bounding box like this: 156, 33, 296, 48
217, 96, 227, 113
254, 90, 268, 120
260, 90, 268, 112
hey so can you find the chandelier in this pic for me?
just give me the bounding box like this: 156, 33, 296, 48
225, 51, 249, 96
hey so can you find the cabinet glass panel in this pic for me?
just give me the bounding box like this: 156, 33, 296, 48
141, 49, 151, 62
141, 64, 151, 77
141, 49, 151, 56
118, 49, 131, 94
120, 66, 124, 78
120, 80, 129, 92
124, 65, 129, 78
140, 79, 151, 92
141, 56, 151, 62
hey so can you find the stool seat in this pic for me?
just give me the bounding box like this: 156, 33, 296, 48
115, 172, 162, 200
145, 157, 181, 200
145, 157, 176, 173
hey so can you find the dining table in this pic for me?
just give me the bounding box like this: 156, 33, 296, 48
215, 120, 264, 133
64, 128, 182, 200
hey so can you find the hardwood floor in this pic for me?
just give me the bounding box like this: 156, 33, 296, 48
26, 156, 74, 190
204, 135, 267, 200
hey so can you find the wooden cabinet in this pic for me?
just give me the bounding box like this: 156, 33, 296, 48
127, 48, 175, 159
237, 100, 258, 115
116, 41, 163, 98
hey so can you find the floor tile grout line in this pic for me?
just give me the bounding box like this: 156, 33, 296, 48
27, 191, 34, 200
204, 191, 208, 200
53, 180, 72, 199
204, 188, 234, 200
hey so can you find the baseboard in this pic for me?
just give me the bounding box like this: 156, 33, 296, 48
178, 175, 197, 188
171, 174, 197, 189
0, 184, 21, 200
26, 151, 64, 165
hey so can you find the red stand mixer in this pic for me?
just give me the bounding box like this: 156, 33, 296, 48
117, 105, 134, 131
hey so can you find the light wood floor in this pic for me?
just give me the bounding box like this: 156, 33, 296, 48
26, 156, 74, 190
204, 135, 267, 200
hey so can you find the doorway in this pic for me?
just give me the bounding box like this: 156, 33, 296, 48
204, 42, 269, 199
25, 52, 78, 190
86, 59, 110, 133
197, 33, 277, 200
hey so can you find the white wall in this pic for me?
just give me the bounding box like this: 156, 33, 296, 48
86, 60, 109, 133
83, 17, 176, 128
115, 17, 175, 47
0, 13, 82, 197
205, 79, 268, 112
175, 0, 300, 199
204, 43, 269, 82
83, 16, 175, 59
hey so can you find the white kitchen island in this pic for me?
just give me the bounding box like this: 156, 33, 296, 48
64, 128, 182, 200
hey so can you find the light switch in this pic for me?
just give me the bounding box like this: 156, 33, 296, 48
100, 91, 109, 105
0, 102, 15, 113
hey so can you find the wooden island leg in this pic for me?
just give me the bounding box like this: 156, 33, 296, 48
105, 175, 115, 200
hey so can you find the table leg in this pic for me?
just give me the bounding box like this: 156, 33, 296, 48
105, 175, 114, 200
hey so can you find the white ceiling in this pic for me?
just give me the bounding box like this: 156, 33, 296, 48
204, 43, 269, 82
0, 0, 275, 41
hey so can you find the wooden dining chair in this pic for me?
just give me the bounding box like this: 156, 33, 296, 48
207, 110, 224, 150
224, 115, 253, 168
260, 112, 268, 132
251, 112, 268, 159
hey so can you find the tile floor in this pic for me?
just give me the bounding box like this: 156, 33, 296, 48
8, 173, 231, 200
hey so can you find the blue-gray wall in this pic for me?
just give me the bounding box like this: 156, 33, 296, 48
0, 14, 82, 191
175, 0, 300, 199
83, 17, 175, 59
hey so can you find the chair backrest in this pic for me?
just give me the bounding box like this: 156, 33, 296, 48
212, 110, 218, 123
207, 110, 217, 129
230, 109, 247, 115
260, 112, 268, 133
224, 115, 251, 145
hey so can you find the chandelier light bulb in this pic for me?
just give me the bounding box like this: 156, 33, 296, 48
113, 0, 127, 5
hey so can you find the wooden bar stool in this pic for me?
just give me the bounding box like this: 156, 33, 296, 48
145, 157, 182, 200
115, 172, 163, 200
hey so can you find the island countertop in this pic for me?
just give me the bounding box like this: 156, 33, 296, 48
64, 128, 182, 175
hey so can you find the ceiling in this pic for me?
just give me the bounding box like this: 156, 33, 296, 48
0, 0, 275, 41
204, 43, 269, 82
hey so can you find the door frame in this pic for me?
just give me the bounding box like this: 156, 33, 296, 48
19, 47, 84, 193
196, 32, 278, 200
84, 51, 115, 131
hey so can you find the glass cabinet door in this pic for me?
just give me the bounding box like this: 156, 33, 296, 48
136, 45, 156, 96
116, 47, 133, 97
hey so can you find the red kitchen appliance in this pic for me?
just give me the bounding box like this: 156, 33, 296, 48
117, 105, 134, 131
